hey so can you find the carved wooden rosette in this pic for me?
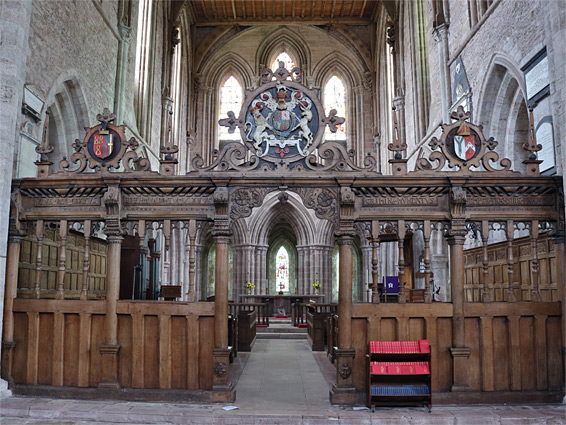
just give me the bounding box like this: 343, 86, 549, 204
415, 106, 514, 174
57, 108, 152, 175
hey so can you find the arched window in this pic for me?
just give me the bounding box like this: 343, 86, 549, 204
271, 51, 296, 76
275, 246, 290, 293
323, 75, 347, 141
134, 0, 154, 138
218, 75, 243, 142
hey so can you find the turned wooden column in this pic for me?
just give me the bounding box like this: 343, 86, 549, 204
214, 234, 230, 349
447, 230, 471, 391
330, 185, 356, 405
530, 220, 542, 301
55, 220, 68, 300
505, 220, 517, 302
98, 231, 122, 389
1, 233, 23, 385
210, 185, 234, 401
188, 220, 197, 302
397, 220, 407, 303
371, 220, 380, 304
423, 220, 432, 303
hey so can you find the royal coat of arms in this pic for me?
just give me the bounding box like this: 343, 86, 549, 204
245, 82, 316, 158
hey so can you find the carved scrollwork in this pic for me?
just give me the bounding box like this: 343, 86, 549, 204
291, 187, 338, 224
57, 108, 153, 176
230, 187, 273, 220
304, 141, 376, 172
414, 106, 515, 175
192, 142, 260, 172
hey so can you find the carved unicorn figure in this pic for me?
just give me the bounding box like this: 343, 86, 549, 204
296, 103, 313, 147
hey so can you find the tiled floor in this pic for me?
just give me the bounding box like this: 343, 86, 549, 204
1, 338, 565, 424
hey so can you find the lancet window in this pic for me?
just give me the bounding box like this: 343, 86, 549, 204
275, 246, 290, 293
271, 51, 296, 75
218, 75, 243, 142
324, 75, 347, 141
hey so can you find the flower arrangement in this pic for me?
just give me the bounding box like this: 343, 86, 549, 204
312, 280, 321, 289
244, 282, 255, 289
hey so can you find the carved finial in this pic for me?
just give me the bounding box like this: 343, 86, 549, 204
523, 106, 542, 159
388, 105, 406, 158
96, 108, 116, 131
325, 109, 345, 133
521, 106, 543, 175
450, 105, 472, 122
35, 109, 54, 176
218, 111, 239, 134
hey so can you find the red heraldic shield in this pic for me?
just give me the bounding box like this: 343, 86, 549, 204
93, 133, 114, 159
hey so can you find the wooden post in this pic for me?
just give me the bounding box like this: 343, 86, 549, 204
330, 185, 356, 405
423, 219, 432, 303
371, 220, 380, 304
210, 184, 234, 401
480, 220, 491, 302
447, 228, 471, 391
33, 220, 43, 299
1, 233, 23, 385
56, 220, 68, 300
530, 220, 542, 301
397, 220, 406, 303
80, 220, 91, 300
98, 231, 122, 389
188, 219, 197, 302
505, 220, 517, 302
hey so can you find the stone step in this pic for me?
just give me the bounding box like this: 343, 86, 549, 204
257, 325, 307, 334
256, 332, 308, 340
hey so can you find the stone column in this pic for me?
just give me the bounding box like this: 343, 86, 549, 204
0, 0, 32, 397
432, 23, 451, 123
98, 230, 122, 389
1, 231, 23, 389
330, 185, 356, 404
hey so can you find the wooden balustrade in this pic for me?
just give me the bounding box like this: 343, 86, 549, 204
293, 303, 337, 326
464, 233, 558, 302
228, 302, 269, 326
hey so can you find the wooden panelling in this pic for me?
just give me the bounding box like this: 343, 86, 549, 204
88, 314, 104, 387
199, 316, 214, 390
117, 314, 132, 388
546, 316, 563, 390
12, 312, 28, 383
464, 318, 481, 391
492, 317, 509, 391
37, 313, 53, 385
351, 318, 367, 392
63, 313, 80, 387
170, 316, 187, 389
435, 318, 452, 391
143, 315, 159, 389
518, 316, 536, 390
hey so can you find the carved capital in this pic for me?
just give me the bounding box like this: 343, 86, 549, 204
450, 186, 466, 219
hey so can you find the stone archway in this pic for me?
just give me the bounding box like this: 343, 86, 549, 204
231, 190, 335, 301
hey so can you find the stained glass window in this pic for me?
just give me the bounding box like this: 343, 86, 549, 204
271, 52, 296, 76
276, 246, 289, 292
324, 76, 347, 141
218, 75, 243, 141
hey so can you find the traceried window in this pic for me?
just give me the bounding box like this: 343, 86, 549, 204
324, 76, 347, 141
218, 75, 243, 142
271, 52, 296, 76
275, 246, 290, 293
134, 0, 153, 137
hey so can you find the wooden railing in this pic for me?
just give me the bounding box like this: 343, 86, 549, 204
229, 302, 269, 326
292, 303, 337, 326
